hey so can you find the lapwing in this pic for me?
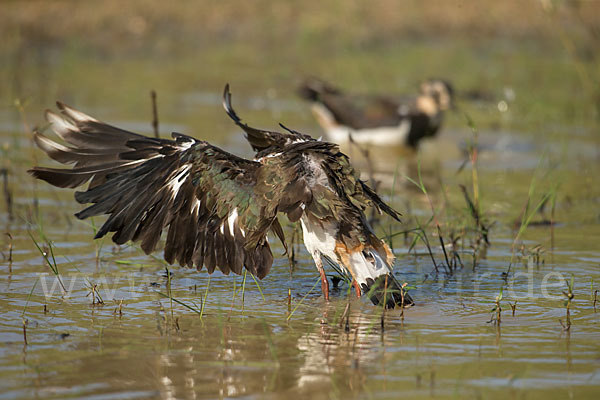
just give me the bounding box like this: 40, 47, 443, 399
298, 77, 454, 149
29, 86, 413, 308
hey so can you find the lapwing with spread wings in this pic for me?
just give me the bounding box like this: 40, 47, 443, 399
29, 85, 413, 308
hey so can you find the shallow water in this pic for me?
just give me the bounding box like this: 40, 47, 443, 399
1, 38, 600, 399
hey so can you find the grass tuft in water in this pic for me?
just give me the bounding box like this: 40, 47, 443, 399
488, 287, 503, 325
509, 300, 517, 317
27, 230, 66, 293
560, 276, 575, 331
86, 283, 104, 306
113, 299, 125, 317
506, 153, 559, 277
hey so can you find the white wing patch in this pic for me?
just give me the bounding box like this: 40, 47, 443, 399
227, 208, 239, 236
256, 151, 283, 162
191, 198, 201, 216
218, 208, 246, 237
175, 138, 196, 150
167, 164, 192, 199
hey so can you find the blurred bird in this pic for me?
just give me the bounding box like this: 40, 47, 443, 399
29, 86, 413, 308
298, 77, 454, 149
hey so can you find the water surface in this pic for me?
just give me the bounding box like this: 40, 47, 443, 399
1, 37, 599, 399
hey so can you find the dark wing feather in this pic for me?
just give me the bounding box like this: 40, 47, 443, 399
29, 104, 285, 279
225, 84, 402, 223
222, 84, 313, 155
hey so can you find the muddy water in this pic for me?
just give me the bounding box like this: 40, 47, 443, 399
1, 47, 600, 399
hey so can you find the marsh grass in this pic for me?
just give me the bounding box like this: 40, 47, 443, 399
505, 153, 561, 277
405, 160, 452, 274
456, 111, 494, 272
113, 299, 124, 317
463, 112, 481, 214
509, 301, 517, 317
1, 168, 13, 221
27, 229, 66, 292
249, 272, 266, 301
86, 283, 104, 306
4, 232, 13, 273
458, 184, 489, 246
240, 270, 248, 314
156, 291, 202, 315
21, 279, 38, 346
397, 132, 492, 277
287, 276, 321, 321
201, 275, 211, 318
165, 267, 176, 329
520, 244, 545, 268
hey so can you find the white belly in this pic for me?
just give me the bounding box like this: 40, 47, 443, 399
325, 121, 411, 147
299, 217, 338, 262
299, 216, 392, 287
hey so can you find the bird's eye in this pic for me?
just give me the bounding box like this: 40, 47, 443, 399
362, 250, 375, 263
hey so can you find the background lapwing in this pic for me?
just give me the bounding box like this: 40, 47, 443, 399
298, 77, 454, 149
29, 86, 413, 308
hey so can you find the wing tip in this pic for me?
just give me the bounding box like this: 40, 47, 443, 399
57, 101, 98, 123
222, 83, 241, 124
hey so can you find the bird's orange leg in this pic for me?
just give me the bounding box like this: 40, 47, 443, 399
352, 280, 362, 298
319, 268, 330, 301
313, 254, 329, 301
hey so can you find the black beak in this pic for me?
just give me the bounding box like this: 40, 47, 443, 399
361, 274, 414, 309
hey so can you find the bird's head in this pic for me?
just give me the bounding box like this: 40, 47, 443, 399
420, 79, 455, 111
340, 242, 414, 309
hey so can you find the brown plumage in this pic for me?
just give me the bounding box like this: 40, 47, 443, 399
29, 86, 413, 308
224, 86, 413, 308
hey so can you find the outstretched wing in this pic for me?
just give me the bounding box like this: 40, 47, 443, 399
222, 84, 313, 156
223, 87, 402, 223
29, 103, 284, 278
